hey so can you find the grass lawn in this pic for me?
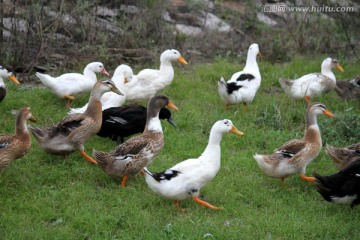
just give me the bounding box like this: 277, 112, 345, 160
0, 56, 359, 239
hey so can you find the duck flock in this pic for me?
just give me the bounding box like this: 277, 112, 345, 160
0, 44, 359, 210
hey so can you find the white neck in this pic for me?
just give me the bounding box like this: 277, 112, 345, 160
201, 129, 224, 159
83, 67, 97, 82
321, 66, 336, 81
146, 115, 163, 133
243, 52, 259, 74
159, 60, 175, 82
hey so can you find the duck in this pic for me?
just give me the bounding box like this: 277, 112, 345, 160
143, 119, 243, 210
68, 64, 132, 114
93, 95, 178, 187
123, 49, 188, 102
279, 58, 344, 104
35, 62, 110, 106
97, 104, 177, 143
218, 43, 261, 112
326, 143, 360, 170
0, 107, 37, 171
253, 102, 335, 184
29, 79, 123, 163
334, 77, 360, 101
314, 159, 360, 207
0, 65, 20, 102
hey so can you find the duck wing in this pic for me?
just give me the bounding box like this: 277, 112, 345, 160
0, 135, 15, 150
114, 134, 151, 156
58, 113, 87, 131
276, 139, 307, 160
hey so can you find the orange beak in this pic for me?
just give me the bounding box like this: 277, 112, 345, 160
336, 64, 344, 72
323, 109, 335, 118
29, 116, 37, 122
167, 101, 178, 111
9, 74, 20, 85
177, 56, 188, 65
230, 126, 244, 136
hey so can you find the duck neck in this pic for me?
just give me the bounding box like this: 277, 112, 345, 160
159, 60, 174, 83
304, 111, 321, 144
84, 91, 102, 119
321, 65, 336, 81
16, 115, 30, 140
202, 129, 223, 158
244, 52, 259, 73
145, 114, 162, 133
83, 66, 97, 83
0, 77, 4, 86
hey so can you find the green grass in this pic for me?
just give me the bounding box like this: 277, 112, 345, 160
0, 56, 359, 239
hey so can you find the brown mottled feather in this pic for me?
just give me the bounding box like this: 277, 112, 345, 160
326, 143, 360, 170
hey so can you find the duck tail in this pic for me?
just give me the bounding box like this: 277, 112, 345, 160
92, 149, 112, 167
218, 77, 228, 97
278, 78, 292, 93
68, 104, 88, 115
325, 145, 338, 158
35, 72, 56, 89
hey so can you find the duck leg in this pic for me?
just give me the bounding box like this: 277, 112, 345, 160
304, 96, 310, 105
64, 94, 75, 107
243, 102, 247, 112
225, 104, 230, 111
173, 200, 186, 211
80, 150, 98, 164
192, 197, 224, 210
300, 174, 315, 182
120, 175, 128, 187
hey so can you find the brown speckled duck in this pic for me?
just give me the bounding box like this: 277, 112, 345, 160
253, 103, 335, 184
334, 77, 360, 101
93, 95, 178, 187
0, 66, 20, 102
0, 107, 36, 171
29, 79, 123, 163
326, 143, 360, 170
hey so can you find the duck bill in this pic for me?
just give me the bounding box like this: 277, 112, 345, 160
167, 101, 179, 111
323, 109, 335, 118
336, 64, 344, 72
124, 77, 129, 84
230, 126, 244, 136
29, 116, 37, 122
9, 74, 20, 84
101, 68, 111, 76
167, 116, 177, 128
177, 56, 188, 65
257, 51, 262, 58
112, 86, 124, 96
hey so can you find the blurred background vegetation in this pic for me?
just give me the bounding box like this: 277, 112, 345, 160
0, 0, 359, 80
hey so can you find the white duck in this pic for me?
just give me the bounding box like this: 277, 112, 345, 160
124, 49, 188, 102
68, 64, 132, 114
218, 43, 261, 112
0, 66, 20, 103
279, 58, 344, 104
144, 119, 244, 210
35, 62, 110, 106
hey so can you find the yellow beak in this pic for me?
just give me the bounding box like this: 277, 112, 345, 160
9, 74, 20, 85
177, 56, 188, 65
336, 64, 344, 72
257, 51, 262, 58
323, 109, 335, 118
167, 101, 179, 111
230, 126, 244, 136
